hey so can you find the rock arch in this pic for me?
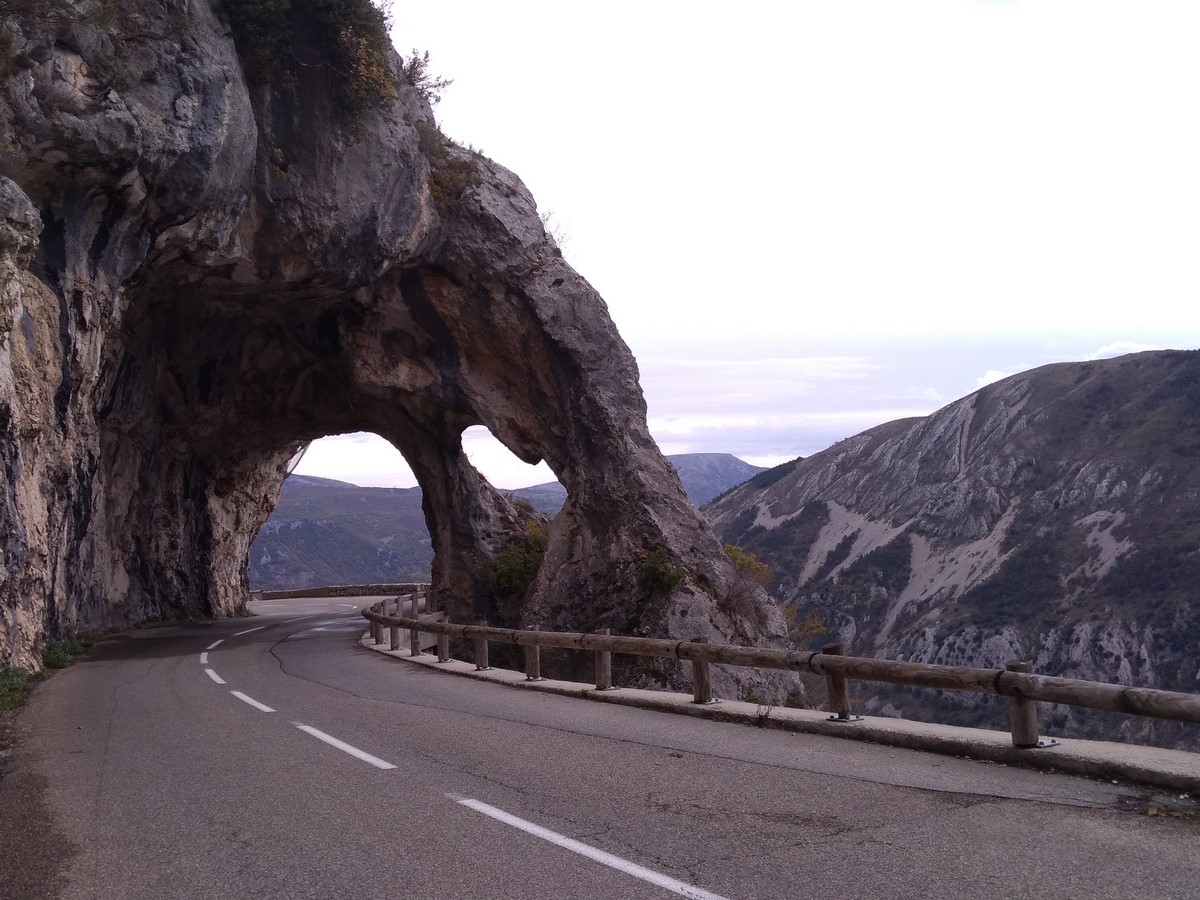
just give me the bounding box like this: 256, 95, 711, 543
0, 1, 778, 682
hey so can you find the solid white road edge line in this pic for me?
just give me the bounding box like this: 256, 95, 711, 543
205, 639, 224, 651
199, 652, 209, 664
233, 625, 267, 636
230, 691, 276, 713
446, 794, 732, 900
292, 723, 397, 770
205, 668, 226, 685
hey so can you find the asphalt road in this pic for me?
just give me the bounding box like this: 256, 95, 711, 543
3, 597, 1199, 899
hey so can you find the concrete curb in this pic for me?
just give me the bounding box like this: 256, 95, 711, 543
358, 633, 1200, 794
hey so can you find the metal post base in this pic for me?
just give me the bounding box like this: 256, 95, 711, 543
1015, 738, 1060, 749
827, 714, 865, 723
693, 698, 721, 706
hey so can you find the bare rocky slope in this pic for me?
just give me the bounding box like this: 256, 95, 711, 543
0, 1, 785, 699
251, 454, 765, 589
707, 350, 1200, 748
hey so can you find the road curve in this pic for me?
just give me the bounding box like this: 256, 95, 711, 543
2, 596, 1199, 900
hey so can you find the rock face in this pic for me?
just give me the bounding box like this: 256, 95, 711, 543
707, 350, 1200, 748
0, 1, 783, 695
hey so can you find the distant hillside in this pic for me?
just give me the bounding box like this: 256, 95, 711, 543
250, 477, 431, 589
705, 350, 1200, 749
510, 453, 766, 512
250, 453, 763, 589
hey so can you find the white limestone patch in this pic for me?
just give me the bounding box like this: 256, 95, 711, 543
1068, 510, 1133, 584
798, 502, 912, 586
875, 504, 1020, 647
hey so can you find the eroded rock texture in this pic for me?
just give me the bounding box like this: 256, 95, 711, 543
0, 1, 783, 694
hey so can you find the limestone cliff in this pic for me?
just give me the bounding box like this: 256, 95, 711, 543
0, 0, 784, 696
708, 350, 1200, 747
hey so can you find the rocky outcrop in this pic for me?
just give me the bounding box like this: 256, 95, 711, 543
708, 350, 1200, 747
0, 1, 784, 697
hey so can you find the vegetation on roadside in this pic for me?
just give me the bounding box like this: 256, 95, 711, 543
0, 667, 44, 713
41, 639, 86, 669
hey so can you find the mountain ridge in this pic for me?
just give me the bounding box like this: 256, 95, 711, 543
706, 349, 1200, 749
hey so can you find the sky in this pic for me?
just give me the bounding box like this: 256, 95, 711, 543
295, 0, 1200, 490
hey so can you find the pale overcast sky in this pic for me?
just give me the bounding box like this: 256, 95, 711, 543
295, 0, 1200, 489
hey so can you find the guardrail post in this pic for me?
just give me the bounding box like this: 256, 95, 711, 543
373, 605, 386, 645
822, 642, 856, 721
409, 593, 421, 656
691, 637, 717, 704
437, 632, 450, 663
595, 627, 614, 690
389, 624, 400, 651
525, 626, 545, 681
475, 621, 491, 671
1007, 660, 1041, 748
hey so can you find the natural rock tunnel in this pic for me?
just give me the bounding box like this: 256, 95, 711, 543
0, 0, 782, 690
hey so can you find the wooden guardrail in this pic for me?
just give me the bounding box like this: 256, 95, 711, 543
363, 601, 1200, 750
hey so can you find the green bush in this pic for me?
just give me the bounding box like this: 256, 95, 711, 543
400, 49, 453, 106
41, 640, 82, 669
0, 667, 44, 712
222, 0, 396, 128
725, 544, 771, 587
485, 521, 547, 598
638, 548, 683, 597
415, 121, 481, 212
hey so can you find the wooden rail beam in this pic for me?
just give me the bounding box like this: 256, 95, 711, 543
361, 609, 1200, 727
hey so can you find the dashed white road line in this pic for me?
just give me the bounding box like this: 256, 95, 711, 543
233, 625, 267, 636
293, 723, 396, 770
206, 639, 224, 651
205, 668, 226, 685
338, 604, 358, 609
446, 794, 731, 900
199, 652, 209, 665
281, 616, 314, 625
231, 691, 276, 713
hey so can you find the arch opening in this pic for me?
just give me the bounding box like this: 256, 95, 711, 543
250, 428, 566, 593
